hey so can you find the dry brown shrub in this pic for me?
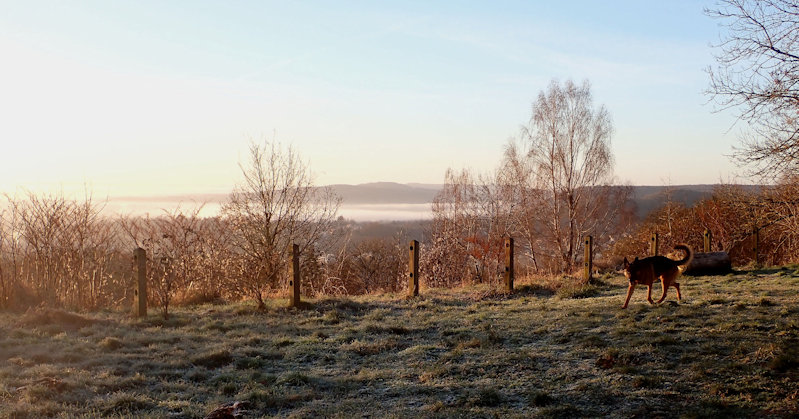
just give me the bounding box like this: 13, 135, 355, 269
612, 199, 702, 263
172, 287, 224, 307
16, 308, 98, 331
1, 191, 125, 311
615, 181, 799, 267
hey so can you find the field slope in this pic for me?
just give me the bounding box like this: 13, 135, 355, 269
1, 268, 798, 418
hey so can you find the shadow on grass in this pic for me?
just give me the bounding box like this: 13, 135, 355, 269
682, 399, 755, 418
748, 266, 789, 276
312, 298, 378, 315
513, 284, 557, 298
133, 313, 190, 328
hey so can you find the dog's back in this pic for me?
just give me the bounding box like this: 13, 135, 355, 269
624, 244, 693, 283
621, 244, 693, 308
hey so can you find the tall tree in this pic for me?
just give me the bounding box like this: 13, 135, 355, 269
521, 79, 631, 271
706, 0, 799, 176
222, 140, 340, 309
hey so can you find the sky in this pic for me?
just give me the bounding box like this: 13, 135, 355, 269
0, 0, 745, 199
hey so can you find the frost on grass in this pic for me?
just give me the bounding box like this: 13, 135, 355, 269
1, 271, 799, 417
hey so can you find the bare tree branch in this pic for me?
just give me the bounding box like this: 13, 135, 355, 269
706, 0, 799, 176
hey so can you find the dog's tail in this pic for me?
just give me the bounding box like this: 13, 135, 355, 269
673, 244, 693, 266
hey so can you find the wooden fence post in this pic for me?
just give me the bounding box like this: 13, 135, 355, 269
133, 247, 147, 317
504, 238, 514, 292
650, 233, 659, 257
753, 227, 759, 265
408, 240, 419, 297
584, 236, 593, 282
289, 244, 301, 307
703, 229, 712, 253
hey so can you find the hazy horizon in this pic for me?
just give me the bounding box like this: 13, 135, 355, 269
2, 1, 749, 199
88, 182, 734, 221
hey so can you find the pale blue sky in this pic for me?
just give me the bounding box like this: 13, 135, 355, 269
0, 0, 743, 197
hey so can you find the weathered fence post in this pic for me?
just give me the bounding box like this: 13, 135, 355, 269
289, 244, 301, 307
408, 240, 419, 297
703, 229, 712, 253
584, 236, 593, 282
650, 233, 659, 257
504, 237, 514, 292
753, 226, 760, 265
133, 247, 147, 317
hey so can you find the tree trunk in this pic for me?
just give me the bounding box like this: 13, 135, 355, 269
255, 291, 266, 311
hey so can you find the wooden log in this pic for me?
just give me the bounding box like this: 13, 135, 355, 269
683, 251, 732, 276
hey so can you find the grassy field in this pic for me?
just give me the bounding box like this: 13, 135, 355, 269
1, 267, 799, 418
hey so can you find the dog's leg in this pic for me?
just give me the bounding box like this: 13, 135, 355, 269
646, 285, 654, 304
656, 277, 668, 304
622, 283, 635, 309
675, 282, 681, 300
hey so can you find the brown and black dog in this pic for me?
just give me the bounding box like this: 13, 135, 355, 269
621, 244, 693, 309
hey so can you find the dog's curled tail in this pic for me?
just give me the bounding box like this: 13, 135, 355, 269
673, 244, 693, 266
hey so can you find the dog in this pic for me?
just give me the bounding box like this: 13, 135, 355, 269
621, 244, 693, 309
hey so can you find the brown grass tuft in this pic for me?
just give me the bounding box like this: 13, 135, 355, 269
191, 349, 234, 369
99, 336, 124, 350
16, 308, 98, 331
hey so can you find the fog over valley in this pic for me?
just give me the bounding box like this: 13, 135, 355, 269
104, 183, 740, 222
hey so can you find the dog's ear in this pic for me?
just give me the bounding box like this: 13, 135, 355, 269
633, 257, 639, 262
623, 257, 629, 268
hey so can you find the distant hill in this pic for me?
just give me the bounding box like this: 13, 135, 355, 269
631, 185, 715, 219
631, 184, 762, 219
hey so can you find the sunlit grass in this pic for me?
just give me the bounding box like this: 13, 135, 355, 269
1, 268, 798, 417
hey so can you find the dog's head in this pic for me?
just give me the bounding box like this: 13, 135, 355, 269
622, 257, 639, 284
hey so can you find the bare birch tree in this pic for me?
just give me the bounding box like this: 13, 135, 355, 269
222, 140, 340, 309
521, 79, 631, 271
